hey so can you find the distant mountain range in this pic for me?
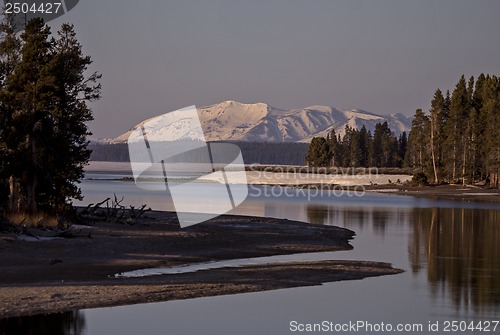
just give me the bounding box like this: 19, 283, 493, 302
110, 100, 412, 143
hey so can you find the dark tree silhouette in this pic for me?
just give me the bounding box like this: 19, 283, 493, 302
0, 17, 101, 215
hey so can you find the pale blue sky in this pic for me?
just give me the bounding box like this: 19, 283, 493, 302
48, 0, 500, 137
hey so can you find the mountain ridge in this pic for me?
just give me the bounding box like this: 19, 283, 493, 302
112, 100, 411, 143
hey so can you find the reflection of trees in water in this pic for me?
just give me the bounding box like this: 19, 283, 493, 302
409, 208, 500, 311
306, 205, 328, 224
372, 211, 390, 233
305, 205, 392, 234
306, 205, 369, 227
343, 209, 368, 229
0, 311, 85, 335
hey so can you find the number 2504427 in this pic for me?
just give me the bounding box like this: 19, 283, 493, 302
5, 2, 62, 14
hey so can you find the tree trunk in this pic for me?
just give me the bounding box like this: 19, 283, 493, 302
452, 142, 456, 183
419, 148, 423, 172
28, 137, 39, 214
452, 124, 457, 183
8, 176, 20, 212
462, 136, 467, 186
490, 172, 498, 188
470, 133, 475, 185
27, 174, 38, 215
20, 134, 39, 215
497, 149, 500, 188
430, 124, 438, 184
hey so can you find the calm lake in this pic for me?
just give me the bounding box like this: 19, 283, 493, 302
3, 172, 500, 335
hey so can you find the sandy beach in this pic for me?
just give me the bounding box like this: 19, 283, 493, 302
0, 211, 402, 318
363, 184, 500, 204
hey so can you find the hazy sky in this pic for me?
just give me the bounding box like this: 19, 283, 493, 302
47, 0, 500, 138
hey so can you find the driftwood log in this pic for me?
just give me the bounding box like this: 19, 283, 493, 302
78, 194, 151, 224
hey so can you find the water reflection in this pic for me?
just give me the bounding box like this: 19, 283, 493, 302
2, 196, 499, 334
306, 205, 393, 235
306, 204, 500, 311
372, 210, 390, 233
409, 208, 500, 312
305, 205, 328, 224
0, 311, 85, 335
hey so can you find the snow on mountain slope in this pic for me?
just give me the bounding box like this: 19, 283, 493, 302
298, 109, 411, 142
112, 100, 411, 143
198, 101, 281, 142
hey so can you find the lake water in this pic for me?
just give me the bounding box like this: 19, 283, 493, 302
2, 175, 500, 335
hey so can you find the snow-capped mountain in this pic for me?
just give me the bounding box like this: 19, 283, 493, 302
113, 100, 411, 143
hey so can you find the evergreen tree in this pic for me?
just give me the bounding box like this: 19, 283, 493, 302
370, 124, 383, 167
444, 90, 451, 112
445, 75, 468, 183
47, 23, 101, 211
358, 125, 370, 167
371, 121, 398, 167
429, 89, 445, 183
481, 76, 500, 187
0, 13, 21, 83
462, 76, 475, 185
0, 12, 21, 207
4, 18, 55, 214
306, 137, 331, 167
407, 109, 429, 172
398, 131, 407, 168
0, 18, 101, 215
414, 73, 499, 187
343, 126, 362, 167
326, 129, 339, 166
471, 74, 486, 181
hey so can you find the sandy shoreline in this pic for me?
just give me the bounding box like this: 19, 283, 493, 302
0, 261, 401, 318
85, 162, 500, 204
85, 161, 414, 186
0, 211, 402, 318
363, 184, 500, 204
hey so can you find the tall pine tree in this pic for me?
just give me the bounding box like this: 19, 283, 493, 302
0, 12, 21, 207
0, 18, 101, 216
445, 75, 468, 183
5, 18, 54, 214
429, 89, 445, 183
407, 109, 429, 172
306, 137, 331, 167
47, 23, 101, 211
481, 76, 500, 187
